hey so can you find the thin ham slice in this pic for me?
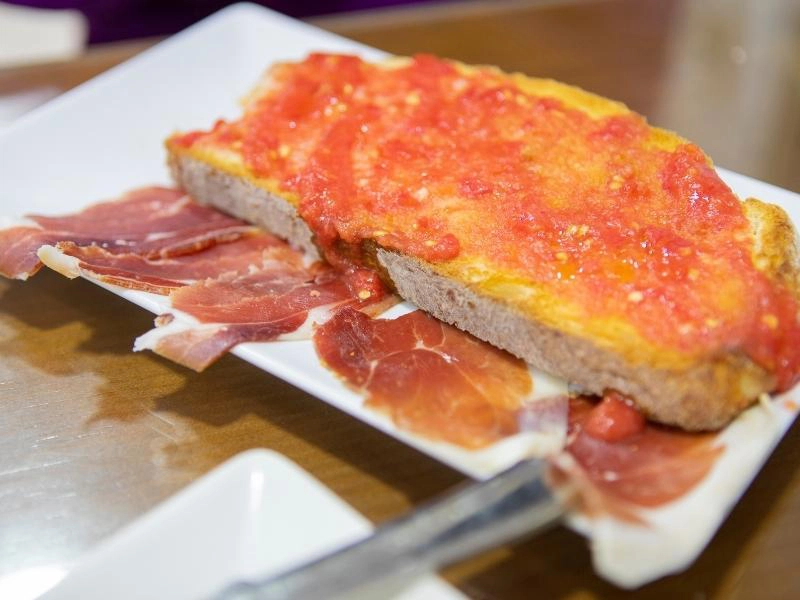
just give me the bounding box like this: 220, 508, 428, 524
1, 185, 393, 370
548, 396, 724, 522
0, 226, 51, 281
38, 234, 284, 294
0, 187, 255, 280
135, 259, 389, 371
314, 307, 567, 449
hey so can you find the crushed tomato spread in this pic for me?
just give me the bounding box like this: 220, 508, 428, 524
171, 53, 800, 389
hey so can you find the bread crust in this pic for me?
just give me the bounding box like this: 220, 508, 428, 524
743, 197, 800, 296
169, 153, 791, 431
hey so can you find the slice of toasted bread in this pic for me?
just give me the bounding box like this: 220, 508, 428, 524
166, 54, 800, 431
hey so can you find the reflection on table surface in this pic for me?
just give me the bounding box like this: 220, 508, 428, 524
1, 1, 799, 599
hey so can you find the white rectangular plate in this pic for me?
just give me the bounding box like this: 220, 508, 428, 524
2, 2, 799, 485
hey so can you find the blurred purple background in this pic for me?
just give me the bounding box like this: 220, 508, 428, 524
7, 1, 437, 43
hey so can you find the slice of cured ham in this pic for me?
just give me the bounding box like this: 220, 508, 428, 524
38, 234, 284, 294
0, 226, 54, 281
135, 259, 388, 371
2, 185, 391, 370
548, 396, 723, 522
545, 395, 790, 589
314, 307, 568, 449
0, 187, 254, 280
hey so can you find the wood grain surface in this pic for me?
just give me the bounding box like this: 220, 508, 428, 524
1, 1, 799, 598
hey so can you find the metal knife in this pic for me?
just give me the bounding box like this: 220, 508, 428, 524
209, 458, 563, 600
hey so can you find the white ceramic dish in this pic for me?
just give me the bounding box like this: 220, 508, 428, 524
37, 449, 464, 600
1, 3, 799, 483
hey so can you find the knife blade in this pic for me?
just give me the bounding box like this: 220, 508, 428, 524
210, 458, 563, 600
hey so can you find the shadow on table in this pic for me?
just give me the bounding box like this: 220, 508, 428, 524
0, 268, 153, 367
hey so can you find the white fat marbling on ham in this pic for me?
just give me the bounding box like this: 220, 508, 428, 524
37, 234, 284, 294
314, 307, 568, 450
133, 258, 387, 371
0, 187, 255, 280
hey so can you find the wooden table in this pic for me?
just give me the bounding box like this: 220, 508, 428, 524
2, 1, 799, 598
